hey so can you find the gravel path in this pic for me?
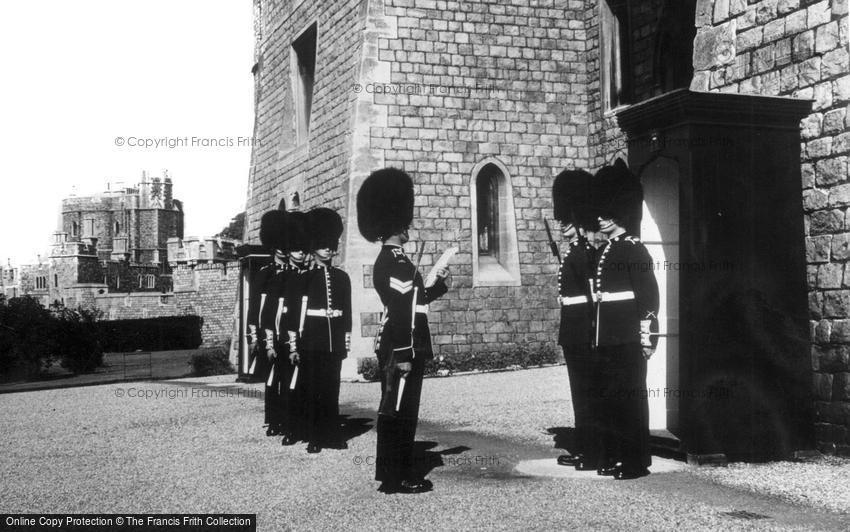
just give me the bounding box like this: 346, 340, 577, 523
0, 367, 847, 531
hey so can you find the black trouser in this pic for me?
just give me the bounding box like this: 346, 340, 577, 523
375, 353, 425, 484
253, 343, 273, 423
593, 343, 651, 470
563, 344, 596, 460
301, 351, 342, 446
266, 344, 296, 429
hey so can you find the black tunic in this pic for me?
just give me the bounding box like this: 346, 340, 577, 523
558, 239, 596, 348
285, 264, 352, 358
593, 235, 659, 347
373, 244, 447, 364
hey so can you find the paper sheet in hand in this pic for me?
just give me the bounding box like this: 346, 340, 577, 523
266, 364, 275, 387
395, 375, 406, 412
425, 246, 459, 287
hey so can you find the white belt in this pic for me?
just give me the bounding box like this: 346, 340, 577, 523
559, 295, 588, 306
596, 290, 635, 302
306, 309, 344, 318
415, 304, 429, 314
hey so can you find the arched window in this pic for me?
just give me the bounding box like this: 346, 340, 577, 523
476, 167, 500, 259
71, 221, 79, 237
470, 159, 521, 287
114, 221, 121, 234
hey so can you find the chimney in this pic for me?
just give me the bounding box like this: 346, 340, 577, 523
163, 170, 173, 208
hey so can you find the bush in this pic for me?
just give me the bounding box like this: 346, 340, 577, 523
97, 316, 203, 352
358, 357, 381, 382
0, 296, 59, 380
356, 344, 561, 382
189, 349, 234, 376
426, 344, 560, 376
51, 304, 104, 374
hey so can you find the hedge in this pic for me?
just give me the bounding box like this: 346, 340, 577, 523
96, 316, 203, 352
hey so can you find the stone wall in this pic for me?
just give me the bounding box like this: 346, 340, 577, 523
361, 0, 591, 357
245, 0, 366, 239
692, 0, 849, 453
94, 262, 239, 348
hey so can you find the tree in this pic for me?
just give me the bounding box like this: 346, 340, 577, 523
216, 211, 245, 241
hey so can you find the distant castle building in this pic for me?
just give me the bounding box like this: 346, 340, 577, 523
1, 260, 21, 300
9, 171, 242, 347
60, 170, 183, 264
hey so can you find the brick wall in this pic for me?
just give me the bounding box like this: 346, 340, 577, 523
692, 0, 849, 453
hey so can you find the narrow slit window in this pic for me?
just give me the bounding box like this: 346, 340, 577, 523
601, 0, 631, 111
292, 24, 317, 143
476, 167, 500, 260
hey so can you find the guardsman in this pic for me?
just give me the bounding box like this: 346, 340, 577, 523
356, 168, 450, 494
279, 210, 312, 446
258, 209, 290, 437
247, 209, 285, 428
552, 169, 600, 471
591, 159, 659, 480
286, 208, 351, 454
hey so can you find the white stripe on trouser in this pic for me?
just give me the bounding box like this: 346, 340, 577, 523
275, 297, 285, 336
298, 296, 308, 335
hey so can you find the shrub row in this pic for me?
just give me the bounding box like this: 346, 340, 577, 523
357, 344, 561, 382
0, 296, 104, 380
96, 316, 203, 352
0, 295, 204, 381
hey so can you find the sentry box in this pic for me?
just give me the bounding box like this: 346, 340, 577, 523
616, 89, 814, 463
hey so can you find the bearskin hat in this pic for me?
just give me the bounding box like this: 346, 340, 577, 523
592, 158, 643, 233
286, 210, 311, 253
258, 210, 288, 252
356, 167, 414, 243
307, 207, 344, 251
552, 169, 597, 230
277, 197, 287, 211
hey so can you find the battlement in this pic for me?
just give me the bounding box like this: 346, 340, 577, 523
166, 236, 239, 266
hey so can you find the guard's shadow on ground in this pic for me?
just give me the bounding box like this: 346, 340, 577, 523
546, 426, 578, 453
328, 415, 372, 448
411, 442, 471, 479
